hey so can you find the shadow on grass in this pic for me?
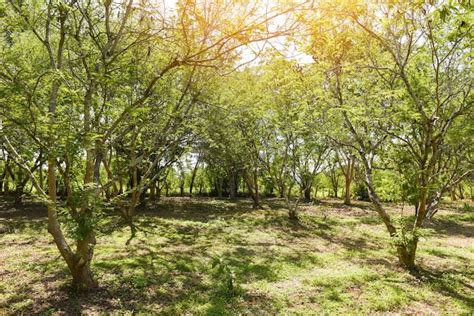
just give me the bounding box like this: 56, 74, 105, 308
0, 199, 47, 220
427, 216, 474, 238
413, 266, 474, 310
140, 197, 256, 223
318, 199, 373, 211
3, 196, 473, 313
8, 242, 282, 314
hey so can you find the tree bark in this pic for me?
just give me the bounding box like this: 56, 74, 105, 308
14, 181, 25, 206
0, 165, 6, 194
288, 207, 298, 220
4, 166, 10, 196
278, 183, 286, 198
118, 176, 123, 195
189, 155, 200, 196
73, 221, 97, 288
303, 186, 311, 201
343, 158, 355, 205
396, 238, 418, 270
329, 167, 339, 198
361, 160, 397, 236
343, 173, 352, 205
244, 170, 261, 209
458, 184, 464, 199
156, 180, 161, 200
165, 181, 169, 197
229, 169, 237, 199
450, 188, 457, 201
150, 180, 156, 201
39, 152, 44, 193
48, 157, 98, 288
360, 153, 420, 269
217, 178, 223, 198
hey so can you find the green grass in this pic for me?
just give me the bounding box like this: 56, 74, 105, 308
0, 197, 473, 314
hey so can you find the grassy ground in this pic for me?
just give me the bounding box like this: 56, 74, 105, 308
0, 196, 473, 314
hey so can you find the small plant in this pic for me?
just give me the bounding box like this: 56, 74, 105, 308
320, 207, 329, 221
211, 256, 240, 298
391, 216, 417, 248
461, 203, 472, 212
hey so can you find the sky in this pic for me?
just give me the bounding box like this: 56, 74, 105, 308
152, 0, 314, 65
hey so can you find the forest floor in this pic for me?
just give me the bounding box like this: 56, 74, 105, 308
0, 196, 473, 315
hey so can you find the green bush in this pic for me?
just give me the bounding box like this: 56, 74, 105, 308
354, 183, 370, 201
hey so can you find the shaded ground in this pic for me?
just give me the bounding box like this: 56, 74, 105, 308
0, 196, 473, 314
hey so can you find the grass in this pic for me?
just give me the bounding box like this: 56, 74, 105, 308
0, 197, 473, 314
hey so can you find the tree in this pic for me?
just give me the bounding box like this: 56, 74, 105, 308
306, 0, 473, 269
352, 1, 473, 268
254, 58, 328, 218
335, 148, 356, 205
0, 0, 300, 288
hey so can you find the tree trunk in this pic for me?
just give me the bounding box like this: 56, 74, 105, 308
39, 152, 44, 192
150, 181, 156, 201
217, 178, 223, 198
358, 154, 397, 236
102, 157, 118, 199
14, 181, 26, 206
156, 181, 161, 200
0, 167, 6, 194
415, 187, 429, 228
229, 169, 237, 199
458, 184, 464, 199
249, 185, 260, 209
189, 156, 200, 196
77, 127, 99, 288
361, 160, 419, 269
288, 207, 298, 220
337, 155, 355, 205
244, 171, 260, 209
124, 193, 140, 245
344, 173, 352, 205
253, 170, 260, 208
450, 188, 457, 201
287, 197, 299, 220
303, 186, 311, 201
118, 176, 123, 194
278, 183, 285, 198
287, 184, 293, 199
4, 169, 9, 196
286, 193, 301, 221
73, 224, 97, 288
124, 142, 139, 240
48, 157, 97, 288
396, 238, 418, 270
